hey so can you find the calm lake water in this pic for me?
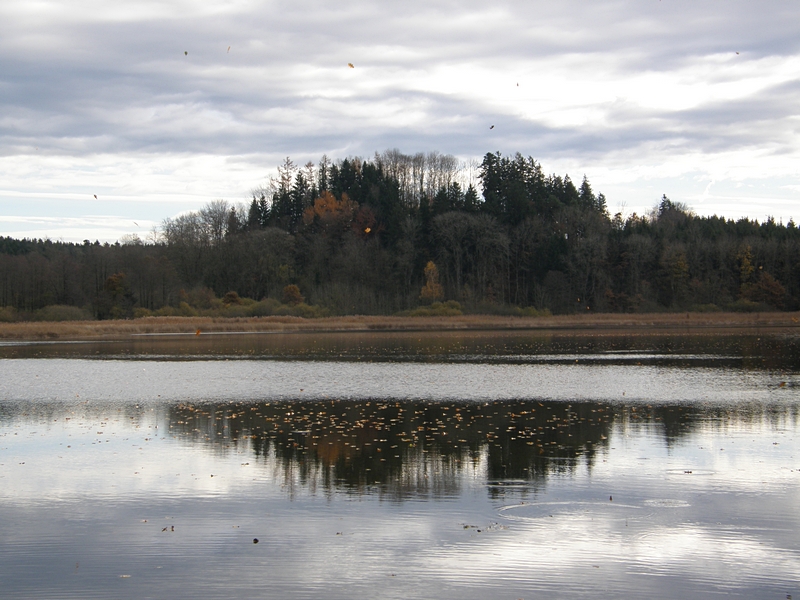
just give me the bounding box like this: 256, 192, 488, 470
1, 330, 799, 599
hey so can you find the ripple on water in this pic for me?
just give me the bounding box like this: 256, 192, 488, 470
643, 499, 691, 508
665, 469, 715, 476
498, 501, 641, 522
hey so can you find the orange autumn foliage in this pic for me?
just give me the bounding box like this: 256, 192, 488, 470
303, 191, 357, 231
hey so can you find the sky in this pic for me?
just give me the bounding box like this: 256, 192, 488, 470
1, 0, 799, 243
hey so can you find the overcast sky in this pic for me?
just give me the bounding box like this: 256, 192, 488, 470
1, 0, 799, 242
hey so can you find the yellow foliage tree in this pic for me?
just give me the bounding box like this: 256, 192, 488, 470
282, 284, 305, 306
302, 191, 357, 231
419, 261, 444, 302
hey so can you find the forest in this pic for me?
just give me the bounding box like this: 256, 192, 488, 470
1, 149, 798, 321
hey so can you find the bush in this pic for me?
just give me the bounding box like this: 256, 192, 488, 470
222, 304, 251, 318
249, 298, 282, 317
514, 306, 552, 317
34, 305, 93, 322
402, 300, 463, 317
178, 302, 198, 316
0, 306, 18, 322
458, 302, 550, 317
222, 291, 242, 305
289, 302, 329, 318
690, 303, 721, 313
282, 284, 305, 306
726, 299, 769, 312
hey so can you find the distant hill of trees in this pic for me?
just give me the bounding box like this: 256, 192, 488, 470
1, 149, 798, 321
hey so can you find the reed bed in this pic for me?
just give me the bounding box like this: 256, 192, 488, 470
0, 312, 798, 341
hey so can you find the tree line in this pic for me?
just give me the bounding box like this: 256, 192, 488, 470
1, 149, 798, 320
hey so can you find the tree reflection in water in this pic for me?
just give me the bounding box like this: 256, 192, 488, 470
166, 399, 798, 499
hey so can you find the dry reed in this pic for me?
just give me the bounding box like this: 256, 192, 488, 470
0, 312, 798, 341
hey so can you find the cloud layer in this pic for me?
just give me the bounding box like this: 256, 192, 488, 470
1, 0, 799, 240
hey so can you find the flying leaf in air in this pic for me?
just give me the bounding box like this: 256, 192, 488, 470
93, 194, 97, 199
489, 125, 494, 129
184, 51, 188, 56
227, 46, 231, 53
348, 63, 354, 68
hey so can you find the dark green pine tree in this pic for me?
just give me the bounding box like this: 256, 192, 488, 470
247, 196, 261, 230
464, 184, 480, 213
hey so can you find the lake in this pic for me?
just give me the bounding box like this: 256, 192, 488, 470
1, 330, 798, 599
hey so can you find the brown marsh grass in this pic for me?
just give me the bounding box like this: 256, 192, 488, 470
0, 312, 798, 341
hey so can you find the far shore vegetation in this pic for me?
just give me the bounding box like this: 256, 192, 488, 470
2, 150, 799, 325
0, 311, 798, 342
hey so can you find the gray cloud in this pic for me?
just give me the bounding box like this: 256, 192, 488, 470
1, 0, 800, 240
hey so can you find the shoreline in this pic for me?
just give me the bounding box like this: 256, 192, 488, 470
0, 311, 798, 341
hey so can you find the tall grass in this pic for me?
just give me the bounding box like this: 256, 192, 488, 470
0, 311, 797, 341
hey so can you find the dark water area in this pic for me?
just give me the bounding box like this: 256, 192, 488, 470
1, 331, 799, 599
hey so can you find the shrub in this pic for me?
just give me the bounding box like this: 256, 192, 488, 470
690, 303, 721, 313
726, 299, 769, 312
0, 306, 18, 322
222, 291, 242, 305
249, 298, 282, 317
289, 302, 329, 318
282, 284, 305, 306
34, 305, 93, 322
402, 300, 463, 317
223, 304, 251, 318
179, 302, 197, 316
514, 306, 552, 317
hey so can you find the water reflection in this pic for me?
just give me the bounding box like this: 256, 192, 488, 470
3, 397, 798, 500
167, 399, 614, 498
170, 398, 799, 501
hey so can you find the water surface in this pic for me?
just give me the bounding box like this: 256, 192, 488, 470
1, 331, 798, 599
